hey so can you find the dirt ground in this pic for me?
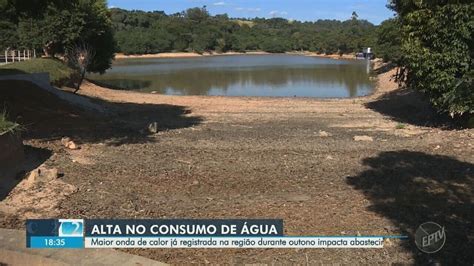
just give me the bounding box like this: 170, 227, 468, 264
114, 51, 270, 59
114, 51, 354, 60
0, 64, 473, 264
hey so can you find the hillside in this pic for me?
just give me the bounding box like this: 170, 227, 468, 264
110, 7, 377, 55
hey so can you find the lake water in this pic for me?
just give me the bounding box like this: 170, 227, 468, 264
89, 54, 375, 98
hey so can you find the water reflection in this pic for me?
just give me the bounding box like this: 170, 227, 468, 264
89, 55, 375, 98
92, 79, 152, 91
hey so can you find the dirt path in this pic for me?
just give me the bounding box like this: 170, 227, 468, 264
1, 65, 473, 264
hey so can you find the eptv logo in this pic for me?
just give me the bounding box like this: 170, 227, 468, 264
58, 219, 84, 237
415, 222, 446, 253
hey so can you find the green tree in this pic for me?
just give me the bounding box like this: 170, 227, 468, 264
185, 6, 209, 23
390, 1, 473, 116
0, 20, 18, 50
351, 11, 359, 20
4, 0, 115, 73
375, 18, 401, 62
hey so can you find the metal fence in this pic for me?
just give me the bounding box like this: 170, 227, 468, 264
0, 49, 36, 65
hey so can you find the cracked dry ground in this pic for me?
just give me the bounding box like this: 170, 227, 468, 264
2, 72, 474, 264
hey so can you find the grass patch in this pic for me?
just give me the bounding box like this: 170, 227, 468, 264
0, 58, 74, 86
0, 110, 19, 134
395, 123, 407, 129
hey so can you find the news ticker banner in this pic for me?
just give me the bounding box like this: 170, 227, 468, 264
26, 219, 407, 249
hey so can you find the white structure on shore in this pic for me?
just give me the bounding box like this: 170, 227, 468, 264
356, 47, 373, 60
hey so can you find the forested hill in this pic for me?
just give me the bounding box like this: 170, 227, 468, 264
111, 7, 378, 55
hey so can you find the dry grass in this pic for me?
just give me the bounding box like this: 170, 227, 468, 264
0, 110, 18, 134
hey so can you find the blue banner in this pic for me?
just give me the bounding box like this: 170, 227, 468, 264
27, 219, 84, 248
30, 237, 85, 248
27, 219, 284, 248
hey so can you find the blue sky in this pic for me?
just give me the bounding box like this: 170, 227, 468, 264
108, 0, 395, 25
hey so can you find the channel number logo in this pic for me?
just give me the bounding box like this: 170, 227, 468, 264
58, 219, 84, 237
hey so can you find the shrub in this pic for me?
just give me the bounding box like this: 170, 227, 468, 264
397, 3, 473, 116
0, 110, 18, 134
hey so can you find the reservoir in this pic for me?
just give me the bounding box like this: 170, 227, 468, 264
89, 54, 375, 98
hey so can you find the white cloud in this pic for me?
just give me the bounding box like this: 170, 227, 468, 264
213, 1, 226, 6
269, 10, 288, 17
235, 7, 261, 12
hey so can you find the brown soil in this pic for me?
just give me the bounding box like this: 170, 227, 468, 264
114, 51, 353, 60
115, 51, 270, 59
0, 64, 473, 264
